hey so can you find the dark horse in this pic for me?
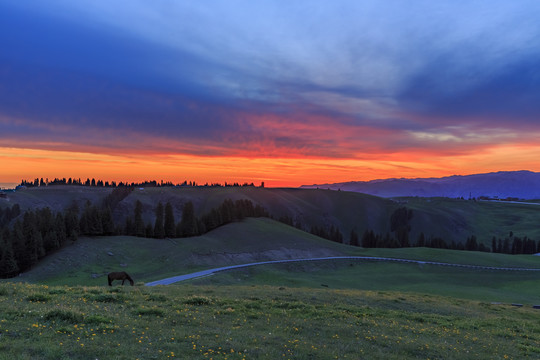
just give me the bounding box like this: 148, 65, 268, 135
107, 271, 134, 286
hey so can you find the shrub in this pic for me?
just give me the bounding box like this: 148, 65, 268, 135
184, 295, 213, 306
146, 294, 168, 302
26, 294, 50, 302
86, 314, 111, 324
48, 289, 67, 295
134, 307, 165, 317
91, 294, 125, 303
44, 309, 83, 323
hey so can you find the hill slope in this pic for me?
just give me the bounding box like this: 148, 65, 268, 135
3, 185, 540, 247
15, 218, 354, 286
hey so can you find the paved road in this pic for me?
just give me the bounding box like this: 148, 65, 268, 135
145, 256, 540, 286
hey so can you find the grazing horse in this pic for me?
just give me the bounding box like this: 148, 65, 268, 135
107, 271, 134, 286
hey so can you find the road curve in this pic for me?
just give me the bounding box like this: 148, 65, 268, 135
145, 256, 540, 286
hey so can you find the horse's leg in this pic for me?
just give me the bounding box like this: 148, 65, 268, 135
122, 279, 125, 285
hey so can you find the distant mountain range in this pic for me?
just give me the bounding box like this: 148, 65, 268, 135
300, 171, 540, 199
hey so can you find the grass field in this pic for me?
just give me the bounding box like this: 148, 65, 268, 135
405, 197, 540, 245
14, 219, 540, 291
3, 219, 540, 359
1, 282, 539, 360
195, 260, 540, 304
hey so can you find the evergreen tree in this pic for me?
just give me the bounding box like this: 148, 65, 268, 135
417, 232, 426, 247
89, 205, 103, 235
43, 231, 59, 253
145, 222, 154, 238
350, 229, 359, 247
201, 208, 221, 232
79, 201, 91, 235
10, 221, 26, 271
465, 235, 478, 251
502, 238, 511, 254
0, 232, 19, 277
55, 213, 67, 246
153, 202, 165, 239
219, 199, 234, 224
390, 207, 413, 247
64, 202, 80, 241
101, 207, 115, 235
164, 202, 176, 238
134, 200, 145, 237
511, 237, 523, 254
23, 211, 45, 266
178, 201, 198, 237
362, 230, 375, 248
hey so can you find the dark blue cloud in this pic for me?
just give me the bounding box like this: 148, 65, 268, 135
0, 3, 272, 143
398, 51, 540, 125
2, 0, 540, 161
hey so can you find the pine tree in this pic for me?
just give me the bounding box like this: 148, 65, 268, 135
88, 205, 103, 236
101, 207, 115, 235
0, 232, 19, 277
10, 221, 26, 270
23, 211, 45, 266
417, 232, 426, 247
79, 201, 91, 235
55, 213, 67, 246
145, 222, 154, 238
153, 202, 165, 239
134, 200, 145, 237
178, 201, 198, 237
164, 202, 175, 238
350, 229, 359, 247
64, 202, 80, 241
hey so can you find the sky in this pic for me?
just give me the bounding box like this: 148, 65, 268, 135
1, 1, 540, 187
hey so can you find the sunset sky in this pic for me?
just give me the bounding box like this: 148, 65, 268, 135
1, 1, 540, 187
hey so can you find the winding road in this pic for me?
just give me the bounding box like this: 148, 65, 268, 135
145, 256, 540, 286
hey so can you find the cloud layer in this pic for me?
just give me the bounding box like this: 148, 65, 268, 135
1, 1, 540, 185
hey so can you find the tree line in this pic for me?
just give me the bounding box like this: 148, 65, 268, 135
19, 178, 264, 188
357, 207, 540, 254
2, 200, 539, 278
0, 197, 269, 278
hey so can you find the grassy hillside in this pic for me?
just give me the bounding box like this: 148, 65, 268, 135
3, 185, 540, 247
14, 218, 355, 286
197, 259, 540, 304
404, 197, 540, 245
118, 186, 396, 239
0, 282, 539, 360
13, 218, 540, 304
0, 186, 112, 212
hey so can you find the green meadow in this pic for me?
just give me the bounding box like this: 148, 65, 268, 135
1, 218, 539, 359
1, 282, 539, 360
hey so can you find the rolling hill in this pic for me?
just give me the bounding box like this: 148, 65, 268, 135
14, 217, 540, 305
301, 170, 540, 199
2, 184, 540, 247
15, 218, 355, 286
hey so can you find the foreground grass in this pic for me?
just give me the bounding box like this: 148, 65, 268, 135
1, 282, 539, 359
196, 260, 540, 304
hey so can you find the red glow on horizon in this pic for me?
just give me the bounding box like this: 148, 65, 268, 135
3, 144, 540, 188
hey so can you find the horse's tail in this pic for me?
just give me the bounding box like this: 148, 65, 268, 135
107, 274, 112, 286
